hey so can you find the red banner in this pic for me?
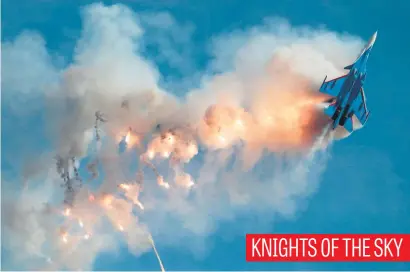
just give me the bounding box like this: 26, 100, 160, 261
246, 234, 410, 262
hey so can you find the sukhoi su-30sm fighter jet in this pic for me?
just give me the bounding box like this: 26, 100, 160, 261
320, 31, 377, 134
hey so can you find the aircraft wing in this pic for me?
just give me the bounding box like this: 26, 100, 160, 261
353, 87, 370, 125
319, 75, 348, 97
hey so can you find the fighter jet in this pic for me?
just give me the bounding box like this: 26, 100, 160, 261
319, 31, 377, 133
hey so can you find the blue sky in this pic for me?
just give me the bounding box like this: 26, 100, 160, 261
2, 0, 410, 270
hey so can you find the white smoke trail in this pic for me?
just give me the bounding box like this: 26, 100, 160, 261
1, 2, 365, 270
148, 234, 166, 272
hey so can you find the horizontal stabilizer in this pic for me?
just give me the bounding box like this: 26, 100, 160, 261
343, 117, 354, 133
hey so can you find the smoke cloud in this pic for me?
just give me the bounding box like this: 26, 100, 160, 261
1, 3, 364, 270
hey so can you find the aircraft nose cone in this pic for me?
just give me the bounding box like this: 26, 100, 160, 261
370, 31, 378, 46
